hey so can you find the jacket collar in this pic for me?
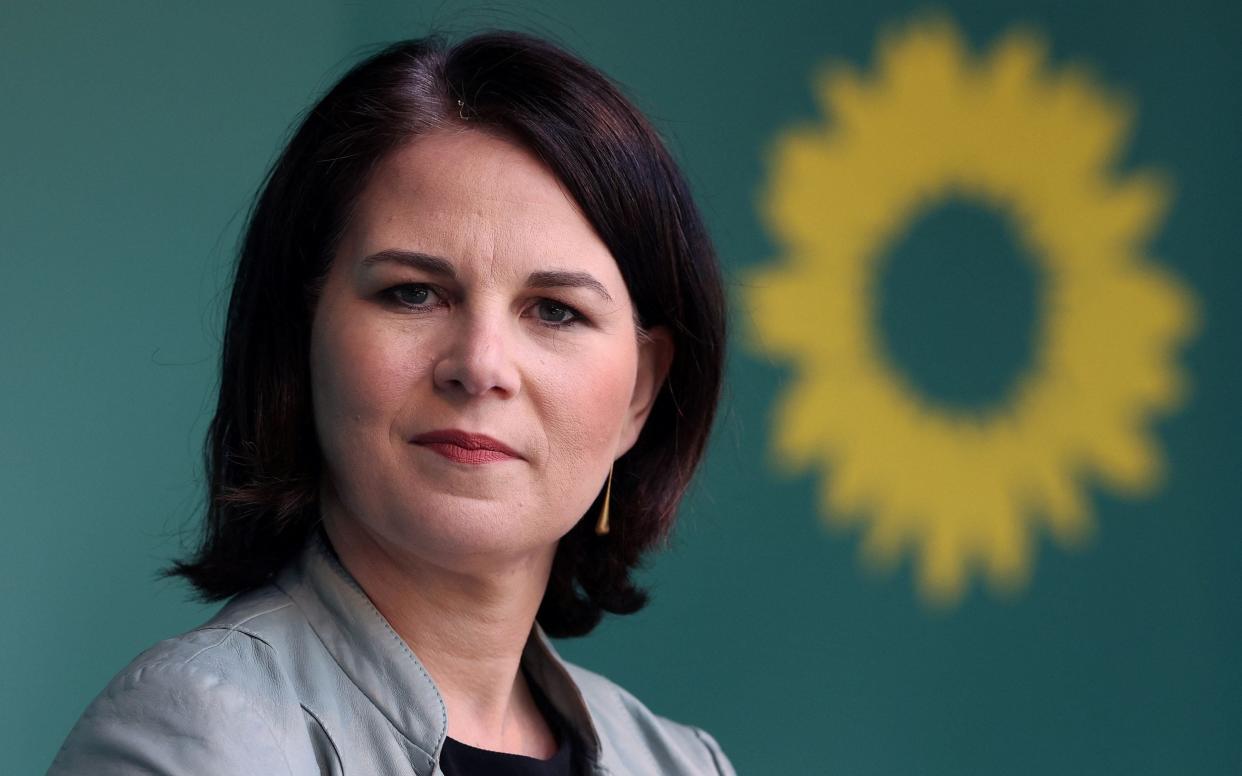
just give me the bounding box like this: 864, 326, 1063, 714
275, 526, 604, 775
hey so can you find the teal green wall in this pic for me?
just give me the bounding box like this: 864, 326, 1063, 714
5, 2, 1239, 774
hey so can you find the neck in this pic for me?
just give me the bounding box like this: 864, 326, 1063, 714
321, 497, 560, 756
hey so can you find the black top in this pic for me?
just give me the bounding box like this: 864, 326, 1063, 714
439, 668, 583, 775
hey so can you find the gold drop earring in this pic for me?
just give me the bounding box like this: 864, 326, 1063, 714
595, 463, 614, 535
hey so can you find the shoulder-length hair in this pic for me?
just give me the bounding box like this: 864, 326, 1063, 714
167, 29, 725, 638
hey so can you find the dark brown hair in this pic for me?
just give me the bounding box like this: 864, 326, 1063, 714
166, 29, 726, 638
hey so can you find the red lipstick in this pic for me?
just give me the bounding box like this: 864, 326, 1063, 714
410, 429, 520, 464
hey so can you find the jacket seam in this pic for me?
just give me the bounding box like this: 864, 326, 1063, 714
301, 702, 345, 774
691, 727, 726, 776
181, 601, 293, 664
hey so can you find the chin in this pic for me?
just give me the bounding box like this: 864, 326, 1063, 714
368, 501, 563, 563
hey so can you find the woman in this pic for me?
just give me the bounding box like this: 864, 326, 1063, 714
50, 29, 732, 776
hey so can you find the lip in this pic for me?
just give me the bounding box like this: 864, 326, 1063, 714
410, 429, 521, 464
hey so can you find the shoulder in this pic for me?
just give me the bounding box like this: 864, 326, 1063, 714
49, 586, 321, 775
562, 660, 737, 776
80, 584, 303, 705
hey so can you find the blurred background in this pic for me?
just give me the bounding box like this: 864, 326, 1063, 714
4, 1, 1239, 773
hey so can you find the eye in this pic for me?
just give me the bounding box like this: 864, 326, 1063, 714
386, 283, 443, 310
532, 299, 583, 327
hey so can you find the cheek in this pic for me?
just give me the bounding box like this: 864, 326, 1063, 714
534, 346, 636, 463
310, 310, 424, 450
530, 352, 635, 529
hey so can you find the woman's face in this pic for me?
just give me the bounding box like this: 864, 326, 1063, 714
309, 128, 671, 571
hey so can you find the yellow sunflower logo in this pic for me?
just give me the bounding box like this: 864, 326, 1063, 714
743, 14, 1201, 606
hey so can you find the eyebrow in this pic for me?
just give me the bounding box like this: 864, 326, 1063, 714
361, 249, 455, 277
360, 249, 614, 301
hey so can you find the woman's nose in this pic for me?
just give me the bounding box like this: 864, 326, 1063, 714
431, 312, 521, 398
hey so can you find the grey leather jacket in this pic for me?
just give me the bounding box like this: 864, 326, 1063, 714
48, 529, 736, 775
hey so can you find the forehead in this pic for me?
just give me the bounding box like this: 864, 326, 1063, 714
342, 129, 615, 279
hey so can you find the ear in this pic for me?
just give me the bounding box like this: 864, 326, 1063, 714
616, 325, 674, 458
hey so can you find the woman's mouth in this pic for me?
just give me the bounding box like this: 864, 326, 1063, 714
410, 429, 521, 464
416, 442, 517, 465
